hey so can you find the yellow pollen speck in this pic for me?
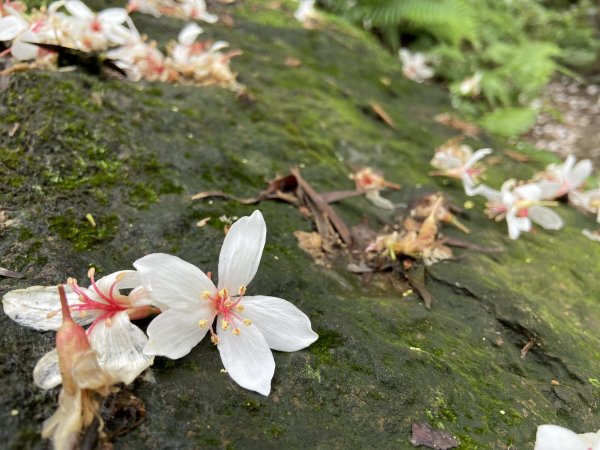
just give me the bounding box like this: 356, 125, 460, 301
201, 291, 212, 300
224, 299, 233, 307
211, 335, 220, 345
105, 318, 113, 327
79, 311, 88, 318
78, 294, 85, 302
47, 310, 58, 319
233, 328, 241, 335
220, 368, 227, 373
198, 320, 208, 328
243, 319, 252, 327
463, 200, 474, 209
236, 304, 245, 313
221, 320, 229, 330
87, 267, 96, 278
238, 285, 247, 295
402, 289, 413, 297
116, 272, 126, 282
218, 288, 229, 298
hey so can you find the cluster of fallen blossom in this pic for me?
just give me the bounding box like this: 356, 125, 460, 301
2, 211, 318, 448
0, 0, 242, 90
429, 138, 598, 240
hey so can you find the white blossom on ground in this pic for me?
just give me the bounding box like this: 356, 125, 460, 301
458, 72, 482, 97
2, 269, 156, 388
430, 144, 492, 196
569, 188, 600, 223
134, 210, 318, 396
582, 229, 600, 242
535, 154, 593, 199
399, 48, 434, 83
294, 0, 319, 28
127, 0, 218, 22
351, 167, 401, 209
478, 180, 563, 240
534, 424, 600, 450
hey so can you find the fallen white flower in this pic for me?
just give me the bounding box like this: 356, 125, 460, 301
135, 210, 318, 396
534, 424, 600, 450
399, 48, 433, 83
430, 144, 492, 196
569, 188, 600, 223
536, 155, 593, 199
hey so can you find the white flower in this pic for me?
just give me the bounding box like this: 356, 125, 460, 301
351, 167, 401, 209
399, 48, 434, 83
478, 180, 563, 239
134, 210, 318, 396
537, 155, 593, 199
430, 144, 492, 196
458, 72, 482, 97
534, 424, 600, 450
180, 0, 218, 23
2, 269, 156, 388
570, 188, 600, 223
0, 10, 48, 61
294, 0, 319, 27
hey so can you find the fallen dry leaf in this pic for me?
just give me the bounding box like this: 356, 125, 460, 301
434, 113, 479, 138
294, 231, 328, 266
0, 267, 25, 278
505, 150, 530, 162
410, 422, 459, 449
369, 101, 397, 129
284, 57, 302, 68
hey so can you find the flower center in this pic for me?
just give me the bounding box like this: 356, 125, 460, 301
199, 285, 252, 344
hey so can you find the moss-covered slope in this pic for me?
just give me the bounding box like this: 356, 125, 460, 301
1, 1, 599, 449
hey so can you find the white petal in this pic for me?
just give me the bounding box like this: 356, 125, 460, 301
365, 190, 395, 209
461, 173, 479, 197
88, 312, 153, 384
534, 425, 587, 450
243, 295, 318, 352
515, 183, 541, 201
10, 35, 40, 61
2, 286, 93, 331
507, 212, 530, 240
0, 16, 28, 41
476, 184, 501, 202
178, 23, 203, 46
537, 180, 561, 200
98, 8, 129, 25
528, 206, 564, 230
94, 270, 139, 292
143, 307, 211, 359
465, 148, 492, 169
102, 24, 130, 45
568, 159, 593, 190
198, 12, 218, 24
210, 41, 230, 52
33, 349, 62, 390
217, 316, 274, 396
65, 0, 94, 20
133, 253, 216, 310
218, 210, 266, 292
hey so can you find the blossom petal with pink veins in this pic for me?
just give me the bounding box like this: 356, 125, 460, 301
218, 210, 266, 292
243, 295, 318, 352
0, 16, 27, 41
507, 212, 531, 240
134, 253, 216, 310
33, 349, 61, 390
217, 316, 274, 396
88, 312, 153, 384
143, 307, 212, 359
2, 286, 93, 331
65, 0, 94, 20
534, 424, 594, 450
528, 206, 564, 230
178, 23, 203, 46
568, 159, 593, 189
98, 8, 129, 25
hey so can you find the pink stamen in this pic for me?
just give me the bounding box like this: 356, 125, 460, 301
0, 48, 11, 58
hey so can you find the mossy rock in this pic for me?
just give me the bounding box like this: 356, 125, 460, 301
1, 1, 599, 449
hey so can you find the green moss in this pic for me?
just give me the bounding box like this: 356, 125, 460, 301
308, 329, 344, 365
48, 213, 118, 251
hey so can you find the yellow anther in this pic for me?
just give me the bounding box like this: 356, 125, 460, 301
67, 277, 75, 286
243, 319, 252, 327
79, 311, 88, 318
224, 299, 234, 308
201, 291, 212, 300
211, 335, 220, 345
198, 319, 208, 328
105, 317, 112, 328
46, 310, 58, 319
233, 328, 241, 335
78, 294, 85, 302
87, 267, 96, 278
238, 285, 247, 296
221, 320, 229, 330
236, 304, 245, 313
218, 288, 229, 298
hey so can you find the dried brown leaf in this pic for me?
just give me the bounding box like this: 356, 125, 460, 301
0, 267, 25, 278
505, 150, 530, 162
410, 422, 459, 449
434, 113, 479, 138
369, 101, 397, 129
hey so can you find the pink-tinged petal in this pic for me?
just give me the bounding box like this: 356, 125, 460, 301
133, 253, 216, 310
528, 206, 564, 230
178, 23, 203, 46
217, 315, 274, 395
102, 24, 131, 45
568, 159, 593, 189
2, 285, 93, 331
534, 425, 588, 450
98, 8, 129, 25
65, 0, 94, 20
88, 312, 153, 384
33, 349, 62, 390
218, 210, 266, 292
143, 307, 211, 359
0, 16, 27, 41
198, 12, 218, 24
243, 295, 318, 352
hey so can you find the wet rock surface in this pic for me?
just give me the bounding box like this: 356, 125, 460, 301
1, 1, 600, 449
